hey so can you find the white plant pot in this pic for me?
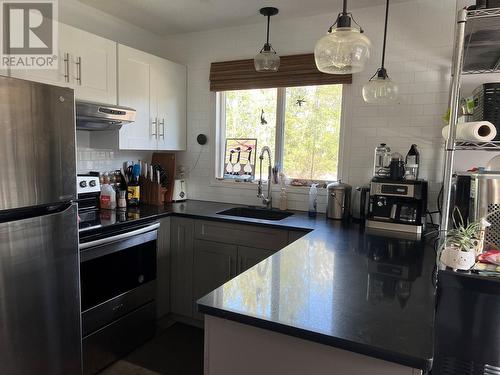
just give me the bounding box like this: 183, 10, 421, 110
440, 247, 476, 271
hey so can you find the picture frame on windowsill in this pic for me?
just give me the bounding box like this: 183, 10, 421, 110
223, 138, 257, 181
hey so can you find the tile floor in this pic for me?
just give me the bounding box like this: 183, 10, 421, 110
99, 323, 204, 375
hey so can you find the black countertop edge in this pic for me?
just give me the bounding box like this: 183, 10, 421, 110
439, 269, 500, 293
79, 205, 314, 241
168, 211, 315, 232
197, 304, 433, 371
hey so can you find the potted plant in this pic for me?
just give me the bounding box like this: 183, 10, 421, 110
439, 209, 490, 271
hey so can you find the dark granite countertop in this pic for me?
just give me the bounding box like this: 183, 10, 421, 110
79, 200, 436, 370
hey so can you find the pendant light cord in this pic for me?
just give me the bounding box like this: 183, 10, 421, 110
266, 15, 271, 45
342, 0, 347, 14
381, 0, 390, 70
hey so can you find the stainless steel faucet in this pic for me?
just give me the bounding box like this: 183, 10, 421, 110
257, 146, 272, 209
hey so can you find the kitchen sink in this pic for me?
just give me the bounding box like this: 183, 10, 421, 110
217, 207, 293, 221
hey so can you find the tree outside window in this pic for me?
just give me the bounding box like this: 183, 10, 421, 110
221, 84, 343, 183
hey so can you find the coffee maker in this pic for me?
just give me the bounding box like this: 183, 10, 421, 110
366, 178, 428, 234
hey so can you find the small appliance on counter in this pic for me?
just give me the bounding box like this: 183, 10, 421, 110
372, 143, 420, 181
172, 179, 187, 202
366, 178, 428, 233
452, 171, 500, 247
326, 181, 351, 220
351, 185, 370, 221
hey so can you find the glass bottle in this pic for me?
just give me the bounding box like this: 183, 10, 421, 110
279, 188, 288, 211
127, 166, 140, 207
405, 144, 420, 180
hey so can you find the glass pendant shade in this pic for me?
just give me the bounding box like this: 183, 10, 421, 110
314, 27, 371, 74
362, 0, 398, 103
254, 45, 280, 72
362, 75, 398, 103
255, 7, 280, 73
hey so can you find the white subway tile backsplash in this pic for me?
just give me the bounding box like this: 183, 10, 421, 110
76, 146, 152, 174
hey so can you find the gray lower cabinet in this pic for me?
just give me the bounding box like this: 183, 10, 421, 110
156, 217, 170, 318
170, 217, 195, 318
194, 220, 288, 251
170, 217, 305, 321
237, 246, 275, 274
192, 239, 237, 320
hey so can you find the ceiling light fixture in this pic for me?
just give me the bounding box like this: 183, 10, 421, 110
254, 7, 280, 72
362, 0, 398, 103
314, 0, 371, 75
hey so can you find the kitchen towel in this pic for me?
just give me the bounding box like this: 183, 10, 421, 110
441, 121, 497, 142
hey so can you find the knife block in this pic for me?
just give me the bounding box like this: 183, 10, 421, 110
151, 152, 176, 203
140, 179, 169, 206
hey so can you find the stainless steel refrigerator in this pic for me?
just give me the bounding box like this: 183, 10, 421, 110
0, 76, 82, 374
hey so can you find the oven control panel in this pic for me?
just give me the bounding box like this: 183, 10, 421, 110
77, 175, 101, 195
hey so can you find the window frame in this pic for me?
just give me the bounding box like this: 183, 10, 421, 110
215, 85, 346, 184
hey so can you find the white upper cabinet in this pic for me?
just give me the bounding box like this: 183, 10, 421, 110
155, 58, 187, 151
62, 24, 117, 104
6, 22, 186, 152
9, 23, 117, 104
117, 45, 156, 150
9, 31, 67, 86
118, 45, 186, 151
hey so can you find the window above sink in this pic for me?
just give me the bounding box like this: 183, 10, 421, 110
215, 84, 344, 184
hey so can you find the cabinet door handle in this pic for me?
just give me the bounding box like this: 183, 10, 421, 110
76, 56, 82, 85
159, 118, 165, 139
151, 118, 158, 138
63, 53, 70, 83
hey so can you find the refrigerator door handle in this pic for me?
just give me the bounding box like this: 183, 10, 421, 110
0, 202, 73, 224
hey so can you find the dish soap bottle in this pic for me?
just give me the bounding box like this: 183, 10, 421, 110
308, 183, 318, 218
279, 172, 287, 211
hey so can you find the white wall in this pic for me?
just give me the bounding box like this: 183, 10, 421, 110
160, 0, 460, 211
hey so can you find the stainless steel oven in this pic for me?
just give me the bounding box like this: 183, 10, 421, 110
79, 221, 159, 375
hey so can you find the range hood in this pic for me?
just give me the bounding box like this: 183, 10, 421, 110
76, 101, 136, 131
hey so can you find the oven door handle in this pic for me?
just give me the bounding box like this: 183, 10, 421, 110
79, 222, 160, 250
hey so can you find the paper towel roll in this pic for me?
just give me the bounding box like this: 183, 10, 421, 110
441, 121, 497, 142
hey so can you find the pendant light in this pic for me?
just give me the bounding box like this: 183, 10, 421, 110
254, 7, 280, 72
314, 0, 371, 74
362, 0, 398, 103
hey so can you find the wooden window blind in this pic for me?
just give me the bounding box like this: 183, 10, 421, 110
209, 53, 352, 91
